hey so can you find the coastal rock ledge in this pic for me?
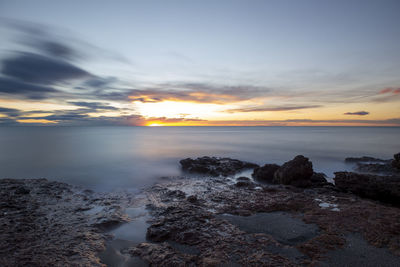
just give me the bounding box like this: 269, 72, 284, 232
334, 172, 400, 206
252, 155, 329, 188
180, 156, 259, 176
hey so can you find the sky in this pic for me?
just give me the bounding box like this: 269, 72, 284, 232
0, 0, 399, 126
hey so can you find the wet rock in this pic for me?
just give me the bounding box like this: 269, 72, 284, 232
187, 195, 198, 203
310, 172, 329, 186
137, 171, 400, 266
356, 162, 398, 174
393, 153, 400, 170
165, 190, 186, 199
14, 186, 30, 194
129, 242, 197, 266
345, 156, 390, 163
252, 164, 280, 182
146, 224, 170, 242
0, 178, 132, 266
235, 177, 252, 187
273, 155, 314, 187
334, 172, 400, 206
180, 156, 258, 176
345, 154, 399, 174
235, 181, 250, 187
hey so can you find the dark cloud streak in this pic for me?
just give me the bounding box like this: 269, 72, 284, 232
2, 52, 92, 85
224, 105, 322, 113
0, 76, 58, 99
344, 111, 369, 116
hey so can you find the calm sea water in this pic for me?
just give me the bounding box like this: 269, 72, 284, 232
0, 126, 399, 191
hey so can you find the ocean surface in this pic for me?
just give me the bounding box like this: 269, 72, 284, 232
0, 126, 399, 191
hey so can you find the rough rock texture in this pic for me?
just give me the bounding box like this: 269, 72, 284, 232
131, 175, 400, 266
393, 153, 400, 170
252, 164, 280, 182
129, 242, 197, 266
356, 162, 398, 174
180, 156, 259, 176
310, 172, 329, 187
273, 155, 314, 187
0, 178, 132, 267
235, 176, 253, 187
345, 154, 399, 174
345, 156, 391, 163
334, 172, 400, 206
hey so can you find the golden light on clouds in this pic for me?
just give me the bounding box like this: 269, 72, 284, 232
16, 119, 57, 124
134, 100, 224, 119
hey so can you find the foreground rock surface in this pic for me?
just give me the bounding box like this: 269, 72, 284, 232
180, 156, 258, 176
0, 179, 132, 267
334, 172, 400, 206
2, 155, 400, 266
132, 175, 400, 266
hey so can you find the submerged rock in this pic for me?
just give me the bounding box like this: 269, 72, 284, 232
345, 154, 399, 174
274, 155, 314, 187
355, 162, 398, 174
345, 156, 390, 163
334, 172, 400, 206
179, 156, 258, 176
252, 164, 280, 182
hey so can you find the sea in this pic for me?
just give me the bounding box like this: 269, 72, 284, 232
0, 126, 399, 191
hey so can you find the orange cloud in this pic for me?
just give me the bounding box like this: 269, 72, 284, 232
380, 87, 400, 94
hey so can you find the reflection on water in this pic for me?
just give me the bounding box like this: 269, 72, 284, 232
99, 206, 149, 267
0, 126, 399, 191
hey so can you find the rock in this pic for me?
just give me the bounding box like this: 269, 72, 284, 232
345, 154, 399, 174
187, 195, 198, 203
252, 164, 280, 182
392, 153, 400, 170
235, 177, 252, 187
146, 225, 170, 242
334, 172, 400, 206
130, 242, 197, 266
310, 172, 329, 186
356, 162, 398, 174
14, 186, 30, 194
180, 156, 259, 176
273, 155, 314, 187
345, 156, 390, 163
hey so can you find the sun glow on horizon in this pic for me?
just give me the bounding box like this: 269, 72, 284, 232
147, 123, 163, 127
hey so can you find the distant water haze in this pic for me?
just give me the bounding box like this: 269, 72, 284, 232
0, 126, 399, 191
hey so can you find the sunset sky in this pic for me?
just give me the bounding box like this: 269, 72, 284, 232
0, 0, 399, 126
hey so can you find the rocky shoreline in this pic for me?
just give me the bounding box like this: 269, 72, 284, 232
1, 153, 400, 266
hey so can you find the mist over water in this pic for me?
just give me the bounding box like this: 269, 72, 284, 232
0, 126, 399, 191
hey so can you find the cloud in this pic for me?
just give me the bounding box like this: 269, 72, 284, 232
1, 52, 91, 85
147, 117, 207, 123
344, 111, 369, 116
16, 109, 145, 126
177, 118, 400, 126
379, 87, 400, 94
37, 41, 77, 59
0, 76, 58, 99
0, 117, 19, 126
224, 105, 322, 113
67, 101, 119, 111
83, 77, 118, 88
0, 107, 21, 117
128, 83, 270, 104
